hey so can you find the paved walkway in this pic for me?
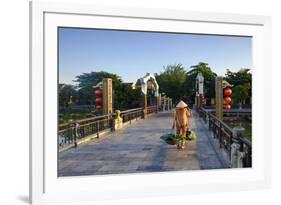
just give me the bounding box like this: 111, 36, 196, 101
59, 110, 229, 177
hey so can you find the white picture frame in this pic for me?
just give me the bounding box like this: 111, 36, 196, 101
30, 1, 272, 204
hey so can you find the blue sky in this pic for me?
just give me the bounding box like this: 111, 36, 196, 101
59, 28, 252, 85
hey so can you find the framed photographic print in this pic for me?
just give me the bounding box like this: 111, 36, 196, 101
30, 1, 272, 204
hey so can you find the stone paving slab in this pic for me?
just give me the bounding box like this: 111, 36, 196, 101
59, 110, 228, 177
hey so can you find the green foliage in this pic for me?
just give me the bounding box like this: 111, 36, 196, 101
156, 64, 186, 101
114, 85, 142, 110
75, 71, 122, 88
59, 64, 252, 123
225, 68, 252, 86
232, 83, 251, 104
75, 71, 123, 105
187, 131, 197, 141
160, 134, 182, 143
225, 69, 252, 105
160, 133, 196, 143
61, 109, 91, 123
184, 62, 217, 104
72, 71, 142, 110
59, 84, 78, 107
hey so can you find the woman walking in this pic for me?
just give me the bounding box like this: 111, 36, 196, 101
172, 100, 192, 149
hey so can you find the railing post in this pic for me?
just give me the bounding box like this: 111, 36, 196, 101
230, 142, 240, 168
229, 133, 233, 160
247, 146, 252, 167
97, 121, 100, 138
162, 96, 166, 112
206, 112, 209, 127
204, 111, 207, 123
211, 118, 215, 138
111, 114, 114, 131
238, 129, 246, 167
74, 122, 78, 148
231, 127, 245, 168
208, 116, 211, 130
219, 122, 222, 148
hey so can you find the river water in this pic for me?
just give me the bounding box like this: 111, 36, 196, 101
225, 120, 252, 141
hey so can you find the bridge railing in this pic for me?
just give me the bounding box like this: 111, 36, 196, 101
59, 123, 75, 146
147, 105, 158, 114
238, 133, 252, 167
198, 107, 252, 168
208, 112, 233, 159
59, 105, 158, 151
121, 108, 143, 123
59, 114, 113, 149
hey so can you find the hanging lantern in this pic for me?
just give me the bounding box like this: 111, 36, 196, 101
225, 104, 231, 110
224, 96, 231, 104
94, 89, 102, 97
96, 105, 102, 110
224, 88, 232, 96
95, 98, 102, 103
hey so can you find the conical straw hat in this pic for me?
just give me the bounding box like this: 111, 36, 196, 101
176, 100, 187, 108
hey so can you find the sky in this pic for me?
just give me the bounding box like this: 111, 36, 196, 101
59, 27, 252, 85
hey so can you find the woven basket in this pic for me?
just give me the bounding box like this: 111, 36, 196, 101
166, 139, 178, 145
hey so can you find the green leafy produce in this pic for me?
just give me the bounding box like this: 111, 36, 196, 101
186, 131, 197, 140
160, 134, 183, 144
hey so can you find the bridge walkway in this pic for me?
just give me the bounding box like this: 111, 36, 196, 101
58, 110, 229, 176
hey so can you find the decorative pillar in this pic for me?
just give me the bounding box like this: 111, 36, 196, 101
231, 127, 246, 168
113, 110, 123, 130
102, 78, 113, 115
195, 73, 204, 109
138, 73, 159, 117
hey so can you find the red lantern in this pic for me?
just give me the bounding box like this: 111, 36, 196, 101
95, 98, 102, 103
225, 104, 231, 110
94, 89, 102, 96
224, 88, 232, 96
96, 105, 102, 110
224, 97, 231, 104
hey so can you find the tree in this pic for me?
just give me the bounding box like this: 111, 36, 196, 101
224, 68, 252, 86
59, 84, 78, 107
116, 86, 142, 109
184, 62, 217, 104
155, 64, 186, 102
224, 69, 252, 106
74, 71, 142, 110
74, 71, 123, 106
232, 83, 251, 105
